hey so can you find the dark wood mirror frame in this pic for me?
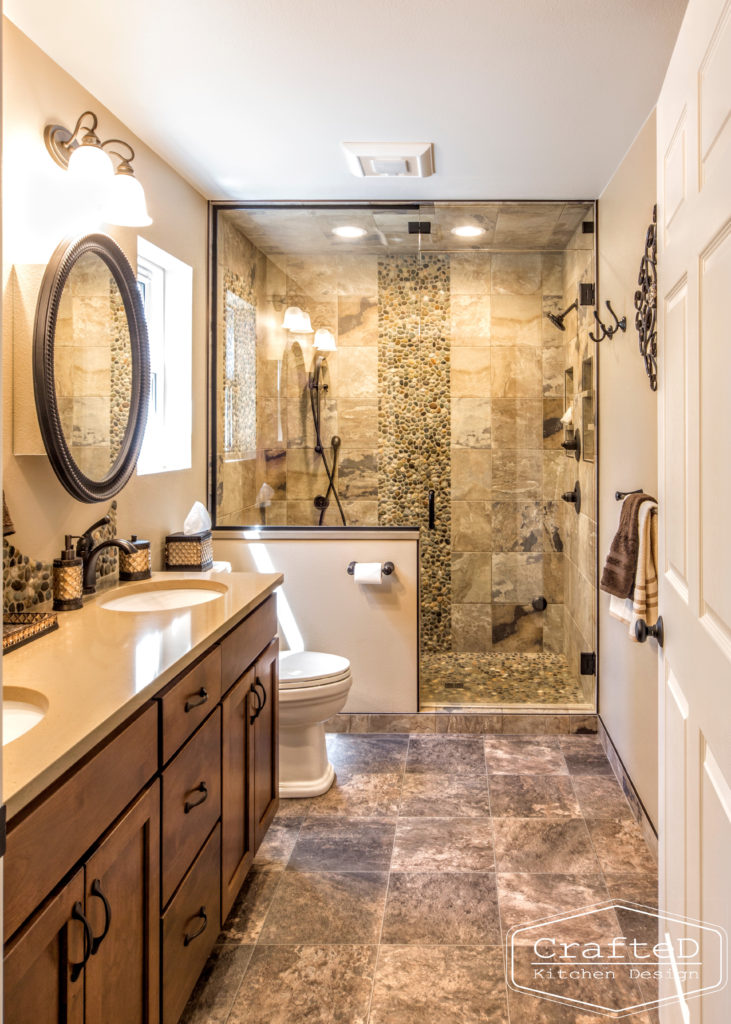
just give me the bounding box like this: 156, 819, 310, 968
33, 233, 150, 503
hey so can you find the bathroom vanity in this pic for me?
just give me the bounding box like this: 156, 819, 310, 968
2, 570, 282, 1024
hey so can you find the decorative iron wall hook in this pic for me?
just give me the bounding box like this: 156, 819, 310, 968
589, 300, 627, 343
634, 205, 658, 391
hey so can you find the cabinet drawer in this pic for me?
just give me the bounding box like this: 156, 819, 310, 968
159, 646, 222, 765
161, 709, 221, 906
221, 594, 277, 694
5, 704, 158, 941
161, 823, 220, 1024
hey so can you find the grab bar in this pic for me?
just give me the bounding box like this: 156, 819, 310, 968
428, 489, 435, 530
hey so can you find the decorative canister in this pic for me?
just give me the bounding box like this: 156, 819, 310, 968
52, 536, 83, 611
119, 536, 152, 581
164, 530, 213, 572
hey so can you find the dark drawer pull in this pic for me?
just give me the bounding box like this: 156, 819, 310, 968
69, 901, 93, 982
249, 682, 263, 724
254, 678, 267, 711
184, 781, 208, 813
184, 687, 208, 712
183, 906, 208, 946
89, 879, 112, 955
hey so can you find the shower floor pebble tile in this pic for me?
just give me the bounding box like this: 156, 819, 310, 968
421, 651, 585, 706
184, 731, 658, 1024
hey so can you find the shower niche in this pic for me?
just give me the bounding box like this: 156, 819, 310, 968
209, 202, 598, 710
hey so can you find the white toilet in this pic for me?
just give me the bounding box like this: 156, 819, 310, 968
278, 650, 353, 797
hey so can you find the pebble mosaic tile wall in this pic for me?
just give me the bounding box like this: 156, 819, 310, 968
109, 278, 132, 464
3, 501, 120, 613
377, 254, 451, 651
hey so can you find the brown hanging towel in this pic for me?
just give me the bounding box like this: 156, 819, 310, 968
600, 492, 656, 599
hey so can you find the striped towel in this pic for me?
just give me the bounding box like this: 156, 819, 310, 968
609, 500, 658, 640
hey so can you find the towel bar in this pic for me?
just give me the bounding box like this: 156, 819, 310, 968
615, 489, 643, 501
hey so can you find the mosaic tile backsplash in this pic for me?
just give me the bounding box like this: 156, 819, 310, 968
3, 501, 120, 614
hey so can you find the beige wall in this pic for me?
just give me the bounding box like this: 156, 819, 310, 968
598, 110, 659, 826
2, 19, 208, 568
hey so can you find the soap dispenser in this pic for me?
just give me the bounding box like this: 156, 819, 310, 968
52, 535, 83, 611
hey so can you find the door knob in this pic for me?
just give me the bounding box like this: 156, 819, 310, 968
635, 616, 664, 648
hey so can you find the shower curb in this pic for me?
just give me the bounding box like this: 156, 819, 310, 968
324, 710, 598, 736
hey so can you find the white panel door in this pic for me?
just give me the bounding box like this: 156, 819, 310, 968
657, 0, 731, 1019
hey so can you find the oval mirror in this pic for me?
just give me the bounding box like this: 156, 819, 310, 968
33, 234, 150, 502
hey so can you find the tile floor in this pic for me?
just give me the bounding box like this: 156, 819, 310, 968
420, 652, 586, 706
182, 733, 658, 1024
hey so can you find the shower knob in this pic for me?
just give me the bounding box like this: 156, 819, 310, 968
561, 481, 581, 514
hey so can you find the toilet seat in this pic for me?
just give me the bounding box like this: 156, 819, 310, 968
279, 650, 351, 689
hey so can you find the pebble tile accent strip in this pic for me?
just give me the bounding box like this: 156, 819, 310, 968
3, 501, 120, 613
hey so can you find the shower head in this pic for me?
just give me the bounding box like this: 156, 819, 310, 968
545, 300, 578, 332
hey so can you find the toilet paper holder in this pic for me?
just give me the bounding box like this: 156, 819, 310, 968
347, 561, 394, 576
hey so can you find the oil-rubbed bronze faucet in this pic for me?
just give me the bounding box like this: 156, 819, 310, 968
75, 514, 137, 594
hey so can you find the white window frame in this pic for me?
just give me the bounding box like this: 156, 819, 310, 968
136, 238, 193, 475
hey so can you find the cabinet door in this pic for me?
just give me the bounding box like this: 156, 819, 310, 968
251, 639, 279, 851
84, 782, 160, 1024
221, 665, 255, 922
4, 868, 86, 1024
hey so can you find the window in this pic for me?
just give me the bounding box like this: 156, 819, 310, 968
136, 238, 193, 475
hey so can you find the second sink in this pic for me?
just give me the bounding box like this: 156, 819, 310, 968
100, 580, 227, 613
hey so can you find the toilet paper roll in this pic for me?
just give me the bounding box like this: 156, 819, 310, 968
353, 562, 383, 585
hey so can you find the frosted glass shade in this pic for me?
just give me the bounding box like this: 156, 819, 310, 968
313, 328, 336, 351
107, 172, 152, 227
282, 306, 313, 333
67, 142, 114, 183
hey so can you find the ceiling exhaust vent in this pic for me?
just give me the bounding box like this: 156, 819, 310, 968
341, 142, 435, 178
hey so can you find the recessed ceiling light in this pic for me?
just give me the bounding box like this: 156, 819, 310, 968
332, 225, 367, 239
451, 225, 485, 238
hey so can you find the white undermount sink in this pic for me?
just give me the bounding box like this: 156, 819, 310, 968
3, 687, 48, 745
99, 579, 228, 613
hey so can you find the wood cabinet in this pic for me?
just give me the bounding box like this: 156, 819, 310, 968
4, 783, 160, 1024
220, 638, 280, 921
4, 869, 86, 1024
161, 825, 220, 1024
250, 639, 279, 851
4, 593, 278, 1024
161, 709, 221, 906
84, 784, 160, 1024
221, 666, 255, 922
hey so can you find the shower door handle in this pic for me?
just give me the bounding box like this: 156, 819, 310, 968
428, 490, 435, 530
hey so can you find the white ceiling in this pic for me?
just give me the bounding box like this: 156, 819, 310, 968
7, 0, 687, 202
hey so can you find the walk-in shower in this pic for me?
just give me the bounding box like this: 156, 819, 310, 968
210, 202, 598, 710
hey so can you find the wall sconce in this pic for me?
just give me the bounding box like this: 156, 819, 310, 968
44, 110, 152, 227
313, 328, 337, 352
282, 306, 313, 333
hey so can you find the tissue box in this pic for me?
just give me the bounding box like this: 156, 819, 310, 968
164, 530, 213, 572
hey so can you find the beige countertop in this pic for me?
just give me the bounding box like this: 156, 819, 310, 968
2, 569, 282, 819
